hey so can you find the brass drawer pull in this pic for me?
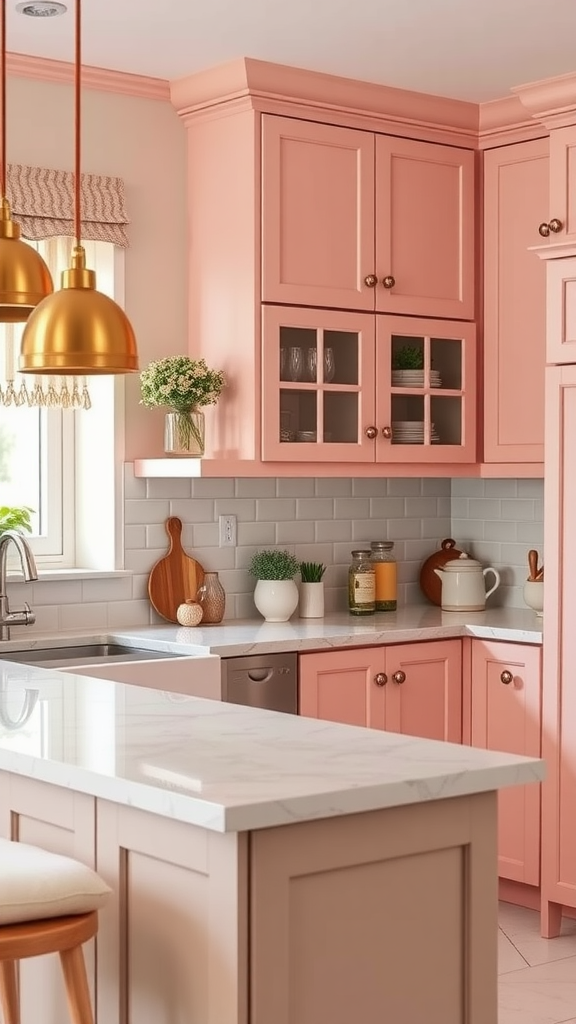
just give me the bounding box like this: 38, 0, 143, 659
364, 274, 378, 287
538, 218, 563, 237
500, 670, 513, 685
382, 275, 396, 289
392, 670, 406, 685
374, 673, 388, 687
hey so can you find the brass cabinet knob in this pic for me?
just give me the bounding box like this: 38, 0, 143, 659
382, 275, 396, 289
538, 219, 563, 237
382, 426, 392, 439
365, 426, 378, 439
364, 274, 378, 287
500, 670, 513, 685
374, 672, 388, 687
392, 670, 406, 684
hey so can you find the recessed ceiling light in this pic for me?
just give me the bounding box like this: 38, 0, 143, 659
16, 2, 67, 16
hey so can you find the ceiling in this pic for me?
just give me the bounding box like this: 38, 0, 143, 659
7, 0, 576, 104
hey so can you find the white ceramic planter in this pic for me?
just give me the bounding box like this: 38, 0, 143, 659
253, 579, 299, 622
299, 581, 325, 618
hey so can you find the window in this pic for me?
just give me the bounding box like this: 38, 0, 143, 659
0, 237, 122, 570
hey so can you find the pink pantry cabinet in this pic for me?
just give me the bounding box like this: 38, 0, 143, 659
299, 640, 462, 743
541, 363, 576, 936
262, 114, 475, 319
483, 139, 549, 463
263, 305, 476, 464
466, 639, 542, 886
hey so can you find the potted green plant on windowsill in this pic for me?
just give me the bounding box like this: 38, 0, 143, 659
249, 549, 300, 622
0, 506, 34, 535
299, 561, 327, 618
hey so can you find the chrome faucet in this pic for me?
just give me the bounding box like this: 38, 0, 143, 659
0, 530, 38, 641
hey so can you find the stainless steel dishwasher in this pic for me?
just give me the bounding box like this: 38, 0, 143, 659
221, 652, 298, 714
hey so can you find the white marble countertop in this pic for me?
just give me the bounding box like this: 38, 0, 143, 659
0, 661, 544, 833
0, 605, 542, 660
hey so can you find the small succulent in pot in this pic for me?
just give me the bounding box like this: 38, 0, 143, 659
300, 561, 326, 583
249, 549, 300, 580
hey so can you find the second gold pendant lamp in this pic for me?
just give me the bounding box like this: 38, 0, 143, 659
0, 0, 52, 321
20, 0, 138, 374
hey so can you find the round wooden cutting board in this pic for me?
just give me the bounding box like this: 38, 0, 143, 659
148, 517, 205, 623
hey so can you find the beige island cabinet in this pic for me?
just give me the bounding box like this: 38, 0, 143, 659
0, 661, 543, 1024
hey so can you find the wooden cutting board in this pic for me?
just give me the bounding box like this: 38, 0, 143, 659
148, 517, 205, 623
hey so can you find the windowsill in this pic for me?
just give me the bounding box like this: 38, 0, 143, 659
6, 568, 133, 583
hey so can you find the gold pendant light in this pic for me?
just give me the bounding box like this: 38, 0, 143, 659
19, 0, 138, 374
0, 0, 53, 322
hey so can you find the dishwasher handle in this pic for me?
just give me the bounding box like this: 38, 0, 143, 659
247, 668, 274, 683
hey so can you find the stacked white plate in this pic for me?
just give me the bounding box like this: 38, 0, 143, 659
391, 370, 442, 388
392, 421, 441, 444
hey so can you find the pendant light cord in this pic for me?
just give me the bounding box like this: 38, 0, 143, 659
0, 0, 6, 200
74, 0, 81, 248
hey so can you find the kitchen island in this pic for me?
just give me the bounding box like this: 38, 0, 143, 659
0, 660, 543, 1024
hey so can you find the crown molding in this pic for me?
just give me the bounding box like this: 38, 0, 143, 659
171, 56, 480, 141
477, 94, 548, 148
512, 70, 576, 129
7, 51, 170, 101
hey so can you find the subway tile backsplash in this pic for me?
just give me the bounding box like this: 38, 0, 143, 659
14, 468, 544, 634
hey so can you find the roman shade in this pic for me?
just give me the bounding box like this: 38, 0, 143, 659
7, 163, 129, 247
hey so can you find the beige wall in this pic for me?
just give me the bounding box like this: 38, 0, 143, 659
7, 74, 188, 458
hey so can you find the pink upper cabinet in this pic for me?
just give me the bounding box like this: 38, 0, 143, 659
548, 126, 576, 245
374, 136, 475, 319
261, 115, 475, 320
261, 116, 375, 310
546, 256, 576, 365
483, 138, 549, 463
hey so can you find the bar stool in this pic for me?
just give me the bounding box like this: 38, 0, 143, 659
0, 839, 111, 1024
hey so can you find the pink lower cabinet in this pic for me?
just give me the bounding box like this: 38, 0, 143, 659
299, 639, 462, 741
0, 774, 97, 1024
250, 794, 498, 1024
467, 639, 542, 885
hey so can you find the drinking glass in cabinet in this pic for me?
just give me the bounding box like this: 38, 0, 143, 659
306, 347, 318, 382
288, 346, 304, 381
323, 347, 335, 383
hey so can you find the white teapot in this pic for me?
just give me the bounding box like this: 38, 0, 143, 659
434, 553, 500, 611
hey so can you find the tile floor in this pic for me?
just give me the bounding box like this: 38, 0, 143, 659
498, 902, 576, 1024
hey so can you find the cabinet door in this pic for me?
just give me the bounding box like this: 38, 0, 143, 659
261, 115, 376, 310
376, 316, 476, 464
299, 648, 387, 729
374, 136, 474, 320
470, 640, 541, 886
262, 305, 377, 462
385, 640, 462, 742
548, 125, 576, 245
483, 139, 549, 463
546, 255, 576, 364
542, 365, 576, 931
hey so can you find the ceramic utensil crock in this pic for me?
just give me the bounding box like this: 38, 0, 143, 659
434, 553, 501, 611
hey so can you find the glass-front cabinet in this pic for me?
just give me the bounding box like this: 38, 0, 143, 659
262, 307, 476, 463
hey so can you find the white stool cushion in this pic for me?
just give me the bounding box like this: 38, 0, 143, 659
0, 839, 112, 925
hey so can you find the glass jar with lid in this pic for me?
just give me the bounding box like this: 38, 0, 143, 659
348, 550, 376, 615
370, 541, 397, 611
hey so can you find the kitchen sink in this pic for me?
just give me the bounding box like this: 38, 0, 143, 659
0, 644, 186, 669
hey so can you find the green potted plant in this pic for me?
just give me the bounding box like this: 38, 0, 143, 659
391, 345, 424, 371
249, 549, 300, 622
140, 355, 226, 457
299, 561, 327, 618
0, 506, 34, 535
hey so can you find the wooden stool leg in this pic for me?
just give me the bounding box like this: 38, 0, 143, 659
0, 960, 20, 1024
59, 945, 94, 1024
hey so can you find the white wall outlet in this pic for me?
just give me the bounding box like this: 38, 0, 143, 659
219, 514, 237, 547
